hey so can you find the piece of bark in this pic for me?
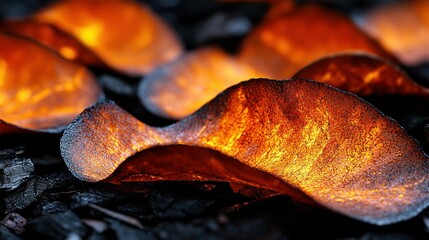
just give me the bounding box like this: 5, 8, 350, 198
0, 148, 33, 191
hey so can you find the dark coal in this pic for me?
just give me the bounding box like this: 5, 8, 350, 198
149, 189, 215, 219
0, 148, 33, 191
25, 210, 88, 240
87, 232, 107, 240
107, 219, 155, 240
0, 0, 54, 18
0, 226, 21, 240
1, 213, 26, 234
155, 222, 224, 240
71, 190, 119, 209
34, 201, 69, 216
406, 63, 429, 88
98, 74, 137, 96
359, 232, 420, 240
192, 12, 251, 45
3, 171, 76, 213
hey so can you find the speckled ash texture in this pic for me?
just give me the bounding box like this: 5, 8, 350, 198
61, 79, 429, 225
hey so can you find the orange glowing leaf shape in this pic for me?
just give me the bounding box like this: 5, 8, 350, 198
0, 33, 100, 133
33, 0, 183, 76
138, 47, 258, 119
355, 0, 429, 65
138, 50, 425, 120
238, 4, 395, 79
0, 20, 106, 68
61, 79, 429, 225
293, 53, 429, 96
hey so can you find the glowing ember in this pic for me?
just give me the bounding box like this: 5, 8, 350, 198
355, 0, 429, 65
238, 4, 394, 79
0, 20, 106, 68
293, 53, 429, 96
138, 47, 258, 119
0, 33, 100, 132
33, 0, 183, 76
61, 79, 429, 225
138, 51, 426, 119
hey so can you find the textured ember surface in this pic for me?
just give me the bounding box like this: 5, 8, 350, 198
1, 0, 429, 239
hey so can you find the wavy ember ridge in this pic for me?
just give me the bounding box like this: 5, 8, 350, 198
139, 52, 427, 120
61, 79, 429, 225
0, 33, 101, 132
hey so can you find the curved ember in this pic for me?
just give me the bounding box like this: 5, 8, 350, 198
0, 20, 106, 68
293, 53, 429, 96
61, 79, 429, 225
355, 0, 429, 65
238, 4, 394, 79
34, 0, 183, 76
138, 47, 258, 119
0, 33, 100, 133
139, 52, 426, 120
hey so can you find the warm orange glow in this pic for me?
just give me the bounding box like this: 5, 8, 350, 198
293, 53, 429, 95
33, 0, 183, 76
0, 20, 105, 68
138, 50, 427, 120
59, 46, 78, 60
61, 79, 429, 225
238, 4, 394, 79
138, 47, 258, 119
0, 33, 100, 132
356, 0, 429, 65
